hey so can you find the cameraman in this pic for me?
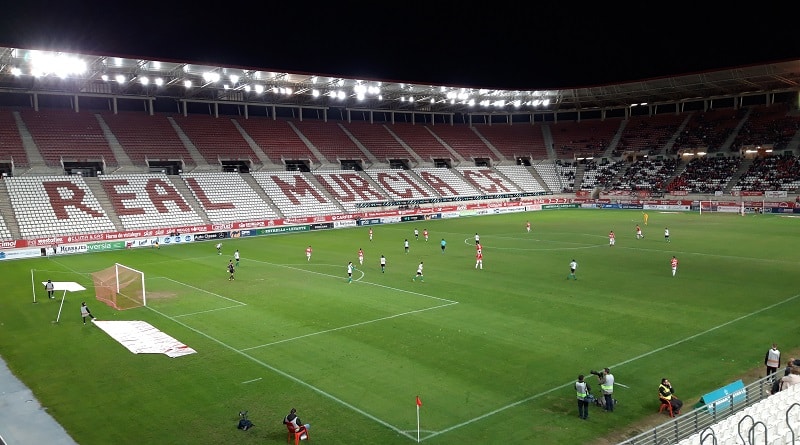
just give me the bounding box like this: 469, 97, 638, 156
591, 368, 615, 412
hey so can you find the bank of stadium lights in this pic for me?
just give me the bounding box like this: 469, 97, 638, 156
139, 77, 149, 86
202, 72, 220, 83
29, 53, 87, 78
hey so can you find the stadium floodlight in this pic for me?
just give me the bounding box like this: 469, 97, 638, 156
183, 80, 192, 88
244, 85, 251, 92
115, 74, 126, 84
202, 72, 220, 83
139, 76, 149, 85
154, 77, 164, 86
337, 90, 345, 100
101, 74, 109, 82
312, 89, 320, 97
10, 67, 21, 76
542, 99, 550, 106
229, 74, 239, 84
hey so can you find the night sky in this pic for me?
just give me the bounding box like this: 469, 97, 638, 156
1, 3, 798, 91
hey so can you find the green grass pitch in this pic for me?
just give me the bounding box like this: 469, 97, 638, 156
1, 209, 798, 444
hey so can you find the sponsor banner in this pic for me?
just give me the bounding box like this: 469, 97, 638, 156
160, 235, 193, 245
542, 204, 581, 209
257, 225, 310, 236
356, 218, 382, 226
714, 191, 724, 196
620, 203, 644, 210
580, 203, 599, 208
235, 220, 269, 229
732, 190, 764, 197
765, 190, 788, 198
602, 204, 621, 209
424, 213, 443, 220
459, 210, 478, 217
333, 220, 357, 229
525, 204, 543, 211
716, 206, 741, 213
381, 216, 401, 224
491, 207, 526, 215
309, 222, 334, 230
51, 244, 88, 255
670, 190, 689, 196
575, 190, 590, 198
88, 241, 127, 252
0, 239, 25, 249
193, 232, 229, 241
645, 204, 691, 211
401, 215, 425, 222
636, 191, 651, 198
355, 191, 551, 208
232, 229, 256, 237
0, 248, 41, 260
440, 212, 460, 219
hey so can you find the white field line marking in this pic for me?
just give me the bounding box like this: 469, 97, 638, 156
241, 377, 262, 384
241, 302, 458, 351
173, 305, 247, 318
421, 292, 800, 441
250, 259, 460, 304
142, 304, 416, 441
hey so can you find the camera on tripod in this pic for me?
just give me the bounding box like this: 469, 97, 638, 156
590, 369, 603, 377
237, 410, 254, 431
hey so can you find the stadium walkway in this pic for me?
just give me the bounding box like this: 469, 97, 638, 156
0, 356, 78, 445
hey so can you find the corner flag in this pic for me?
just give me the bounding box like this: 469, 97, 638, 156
416, 395, 422, 442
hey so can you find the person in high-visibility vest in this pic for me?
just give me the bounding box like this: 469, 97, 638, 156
575, 374, 589, 420
765, 343, 781, 379
659, 378, 683, 414
592, 367, 615, 411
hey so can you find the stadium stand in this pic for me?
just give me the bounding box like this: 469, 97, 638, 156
100, 111, 194, 169
671, 108, 744, 154
494, 165, 547, 193
387, 123, 455, 163
667, 156, 742, 194
179, 172, 278, 223
171, 115, 260, 166
339, 121, 415, 164
614, 158, 680, 192
616, 113, 686, 156
290, 119, 366, 164
456, 167, 521, 195
532, 161, 565, 193
472, 123, 548, 161
0, 110, 29, 168
233, 117, 321, 166
548, 118, 622, 159
6, 175, 116, 238
731, 153, 800, 192
731, 103, 800, 153
362, 168, 435, 201
313, 170, 387, 212
250, 171, 341, 217
413, 167, 480, 197
98, 173, 204, 229
426, 124, 500, 162
19, 109, 118, 167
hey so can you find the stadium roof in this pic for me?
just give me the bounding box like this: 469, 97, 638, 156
1, 46, 799, 116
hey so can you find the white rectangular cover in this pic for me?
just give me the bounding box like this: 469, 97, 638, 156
92, 320, 197, 358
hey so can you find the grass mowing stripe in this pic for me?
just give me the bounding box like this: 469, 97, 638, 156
422, 292, 800, 441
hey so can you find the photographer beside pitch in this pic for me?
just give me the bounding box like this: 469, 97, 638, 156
591, 368, 615, 411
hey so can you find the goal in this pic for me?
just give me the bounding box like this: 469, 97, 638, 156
91, 263, 147, 310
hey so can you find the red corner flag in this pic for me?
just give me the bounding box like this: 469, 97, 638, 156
416, 395, 422, 407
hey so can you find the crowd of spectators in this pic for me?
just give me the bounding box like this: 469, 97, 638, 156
732, 104, 800, 152
667, 156, 742, 193
733, 153, 800, 192
670, 109, 745, 154
613, 158, 679, 192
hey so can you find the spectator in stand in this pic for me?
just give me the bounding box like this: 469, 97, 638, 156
780, 366, 800, 391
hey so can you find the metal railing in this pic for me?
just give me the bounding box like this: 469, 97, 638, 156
618, 375, 775, 445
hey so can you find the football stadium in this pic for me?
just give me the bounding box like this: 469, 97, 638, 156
0, 43, 799, 445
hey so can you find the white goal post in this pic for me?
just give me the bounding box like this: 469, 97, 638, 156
91, 263, 147, 310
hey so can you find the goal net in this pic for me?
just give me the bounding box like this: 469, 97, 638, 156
91, 263, 147, 310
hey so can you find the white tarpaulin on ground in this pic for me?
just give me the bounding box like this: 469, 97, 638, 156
92, 320, 196, 358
